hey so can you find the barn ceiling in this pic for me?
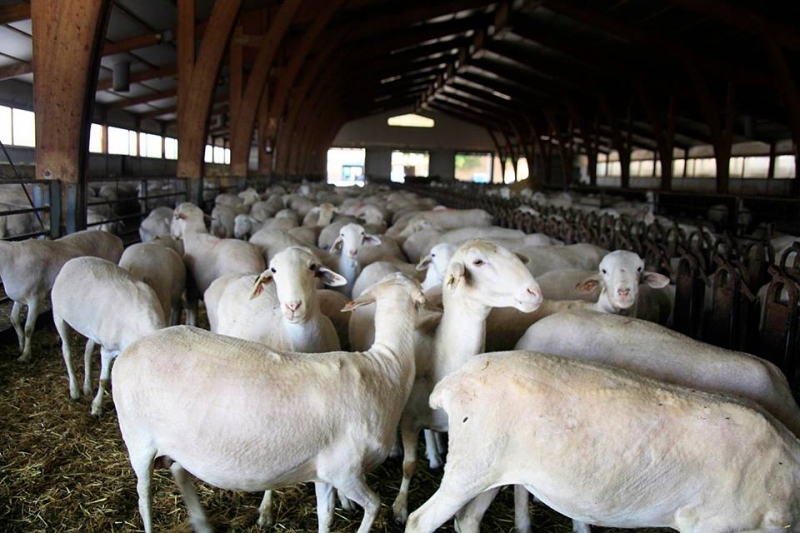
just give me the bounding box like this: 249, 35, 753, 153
0, 0, 798, 155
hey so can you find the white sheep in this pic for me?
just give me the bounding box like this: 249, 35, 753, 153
205, 246, 345, 351
386, 240, 544, 523
112, 274, 426, 533
0, 230, 123, 362
119, 242, 186, 326
52, 256, 165, 416
329, 223, 382, 298
302, 202, 339, 227
138, 206, 174, 242
203, 246, 347, 527
170, 202, 265, 309
484, 250, 672, 352
406, 350, 800, 533
233, 213, 264, 239
416, 243, 458, 292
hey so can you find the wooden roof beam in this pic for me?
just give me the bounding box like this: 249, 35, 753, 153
105, 87, 177, 111
0, 3, 30, 25
96, 65, 176, 91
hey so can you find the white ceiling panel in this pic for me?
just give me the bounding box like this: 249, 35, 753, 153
0, 27, 32, 60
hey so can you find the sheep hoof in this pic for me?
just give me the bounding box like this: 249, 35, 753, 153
16, 355, 30, 363
392, 503, 408, 525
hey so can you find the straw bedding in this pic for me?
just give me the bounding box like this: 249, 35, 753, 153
0, 323, 667, 533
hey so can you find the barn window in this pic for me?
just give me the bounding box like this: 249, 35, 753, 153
0, 106, 12, 145
387, 114, 435, 128
11, 108, 35, 147
455, 152, 492, 182
164, 137, 178, 160
327, 148, 366, 186
391, 151, 429, 182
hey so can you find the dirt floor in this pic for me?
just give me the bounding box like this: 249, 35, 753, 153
0, 321, 669, 533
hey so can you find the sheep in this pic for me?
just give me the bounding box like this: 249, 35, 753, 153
249, 227, 309, 262
203, 246, 348, 528
210, 204, 244, 238
119, 242, 187, 326
393, 209, 493, 240
484, 250, 672, 352
302, 202, 339, 227
205, 246, 345, 351
417, 243, 458, 292
329, 223, 382, 298
233, 213, 264, 239
405, 350, 800, 533
387, 240, 544, 523
170, 202, 265, 295
138, 206, 174, 242
52, 257, 165, 416
112, 274, 426, 533
515, 308, 800, 437
516, 243, 608, 277
0, 230, 123, 362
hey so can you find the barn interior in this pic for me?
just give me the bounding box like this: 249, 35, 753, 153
1, 1, 800, 532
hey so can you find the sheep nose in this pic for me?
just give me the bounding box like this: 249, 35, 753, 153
617, 288, 631, 297
526, 286, 542, 300
285, 301, 302, 312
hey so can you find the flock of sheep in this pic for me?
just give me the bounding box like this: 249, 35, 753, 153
2, 180, 800, 533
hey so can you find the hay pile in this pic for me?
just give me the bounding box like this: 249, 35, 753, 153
0, 324, 668, 533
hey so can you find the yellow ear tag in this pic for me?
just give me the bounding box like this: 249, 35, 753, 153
446, 274, 456, 287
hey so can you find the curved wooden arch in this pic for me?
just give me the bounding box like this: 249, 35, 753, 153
228, 0, 304, 176
176, 0, 242, 180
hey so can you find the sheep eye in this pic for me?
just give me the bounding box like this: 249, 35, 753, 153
637, 266, 642, 272
601, 269, 607, 274
309, 263, 317, 271
271, 267, 276, 273
361, 231, 365, 236
431, 254, 436, 257
473, 259, 485, 267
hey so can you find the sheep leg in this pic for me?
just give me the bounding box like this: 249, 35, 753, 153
10, 301, 24, 353
337, 489, 354, 512
424, 429, 443, 469
54, 313, 81, 400
256, 490, 273, 529
314, 482, 335, 533
169, 301, 181, 327
90, 347, 116, 417
130, 448, 156, 533
18, 297, 41, 362
514, 485, 532, 533
405, 479, 488, 533
453, 487, 500, 533
572, 520, 592, 533
336, 476, 380, 533
391, 419, 421, 523
82, 340, 96, 396
169, 462, 212, 533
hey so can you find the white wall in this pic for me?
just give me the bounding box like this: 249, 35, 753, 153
333, 107, 494, 151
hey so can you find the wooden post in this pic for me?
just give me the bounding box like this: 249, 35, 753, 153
761, 33, 800, 195
544, 108, 572, 190
768, 141, 776, 179
228, 0, 303, 177
637, 82, 675, 191
177, 0, 242, 190
32, 0, 112, 233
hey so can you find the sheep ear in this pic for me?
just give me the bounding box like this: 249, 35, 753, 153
309, 206, 321, 215
174, 212, 186, 220
642, 271, 670, 289
342, 293, 374, 312
203, 213, 214, 220
445, 261, 466, 289
331, 236, 344, 252
515, 253, 530, 265
364, 234, 381, 246
416, 255, 432, 271
249, 271, 273, 299
576, 275, 602, 293
317, 266, 347, 287
332, 206, 341, 214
